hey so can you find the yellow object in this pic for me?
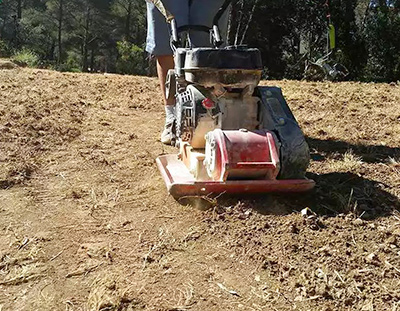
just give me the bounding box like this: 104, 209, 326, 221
329, 24, 336, 50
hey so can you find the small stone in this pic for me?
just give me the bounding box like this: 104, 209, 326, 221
318, 245, 331, 256
344, 298, 354, 306
353, 218, 364, 226
217, 214, 225, 221
315, 283, 330, 297
309, 223, 320, 231
387, 236, 397, 245
238, 214, 247, 220
34, 231, 53, 242
365, 253, 379, 264
379, 244, 391, 253
0, 60, 18, 70
301, 207, 314, 217
392, 228, 400, 237
355, 282, 365, 291
289, 223, 299, 234
345, 214, 354, 221
282, 270, 290, 279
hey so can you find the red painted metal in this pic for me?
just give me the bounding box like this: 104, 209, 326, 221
202, 98, 215, 109
156, 155, 315, 199
208, 129, 280, 181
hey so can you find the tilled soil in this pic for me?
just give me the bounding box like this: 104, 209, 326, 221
0, 67, 400, 311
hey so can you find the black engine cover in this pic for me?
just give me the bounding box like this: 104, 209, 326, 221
184, 46, 263, 70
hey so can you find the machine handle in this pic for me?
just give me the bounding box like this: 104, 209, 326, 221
212, 0, 234, 47
150, 0, 234, 48
171, 19, 179, 47
213, 0, 234, 28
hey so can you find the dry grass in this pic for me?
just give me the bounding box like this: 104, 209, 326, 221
325, 149, 363, 172
86, 273, 142, 311
0, 236, 47, 286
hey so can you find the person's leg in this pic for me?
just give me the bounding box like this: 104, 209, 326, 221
146, 0, 188, 144
156, 55, 176, 143
156, 55, 175, 107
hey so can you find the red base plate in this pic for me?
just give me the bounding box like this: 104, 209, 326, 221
156, 155, 315, 198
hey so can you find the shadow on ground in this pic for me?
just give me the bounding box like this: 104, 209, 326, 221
307, 137, 400, 163
203, 172, 399, 219
178, 138, 400, 219
305, 172, 398, 217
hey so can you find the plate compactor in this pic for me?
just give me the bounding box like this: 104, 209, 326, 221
153, 0, 315, 198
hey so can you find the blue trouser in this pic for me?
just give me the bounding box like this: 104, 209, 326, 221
146, 0, 228, 55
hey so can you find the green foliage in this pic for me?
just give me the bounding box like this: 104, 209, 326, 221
19, 8, 55, 59
362, 11, 400, 81
12, 48, 39, 67
0, 0, 399, 81
57, 50, 82, 72
0, 39, 11, 57
116, 40, 146, 75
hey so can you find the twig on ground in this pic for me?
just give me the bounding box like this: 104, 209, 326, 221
354, 281, 362, 293
305, 295, 322, 301
351, 232, 357, 246
213, 191, 226, 200
18, 238, 30, 250
334, 270, 345, 284
217, 282, 240, 297
142, 244, 159, 270
347, 188, 354, 212
65, 263, 104, 278
392, 210, 400, 221
156, 215, 176, 219
385, 261, 400, 274
50, 250, 63, 261
169, 306, 192, 311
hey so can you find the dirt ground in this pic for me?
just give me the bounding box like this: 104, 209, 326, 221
0, 66, 400, 311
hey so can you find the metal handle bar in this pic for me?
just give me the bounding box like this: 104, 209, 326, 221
154, 0, 234, 48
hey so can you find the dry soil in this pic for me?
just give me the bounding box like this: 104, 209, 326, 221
1, 66, 400, 311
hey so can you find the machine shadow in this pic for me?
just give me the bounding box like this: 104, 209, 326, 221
212, 172, 399, 219
306, 137, 400, 163
178, 137, 400, 219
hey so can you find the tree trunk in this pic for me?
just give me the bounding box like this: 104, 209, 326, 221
17, 0, 22, 19
90, 47, 95, 71
125, 1, 132, 41
57, 0, 63, 65
82, 4, 91, 72
1, 14, 8, 40
14, 0, 23, 48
